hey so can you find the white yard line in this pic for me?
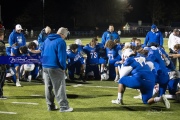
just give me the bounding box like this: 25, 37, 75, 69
31, 94, 43, 96
0, 111, 17, 114
72, 84, 131, 89
12, 102, 39, 105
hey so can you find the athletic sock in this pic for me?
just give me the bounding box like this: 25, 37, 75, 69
118, 93, 122, 100
154, 97, 161, 102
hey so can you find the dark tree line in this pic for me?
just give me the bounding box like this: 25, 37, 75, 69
1, 0, 180, 30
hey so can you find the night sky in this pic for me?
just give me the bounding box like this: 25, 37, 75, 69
0, 0, 179, 29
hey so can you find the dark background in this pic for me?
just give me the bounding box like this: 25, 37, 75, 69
1, 0, 180, 31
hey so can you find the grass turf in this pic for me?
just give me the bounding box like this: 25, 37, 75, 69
1, 37, 180, 120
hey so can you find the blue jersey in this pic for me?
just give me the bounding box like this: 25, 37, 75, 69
146, 46, 169, 96
101, 31, 120, 45
66, 49, 84, 65
96, 42, 104, 48
123, 56, 151, 75
77, 44, 84, 53
106, 45, 121, 64
11, 46, 20, 56
120, 55, 155, 104
83, 44, 100, 65
157, 47, 175, 71
146, 46, 168, 72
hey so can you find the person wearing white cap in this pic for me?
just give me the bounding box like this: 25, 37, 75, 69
8, 24, 26, 47
8, 24, 26, 87
40, 27, 73, 112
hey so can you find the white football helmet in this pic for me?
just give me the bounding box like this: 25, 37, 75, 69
33, 40, 39, 46
124, 42, 131, 47
101, 72, 109, 80
75, 39, 82, 45
24, 64, 35, 71
123, 48, 134, 60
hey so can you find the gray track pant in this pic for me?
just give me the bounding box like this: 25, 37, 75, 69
43, 68, 69, 109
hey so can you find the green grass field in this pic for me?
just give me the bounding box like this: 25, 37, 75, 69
1, 37, 180, 120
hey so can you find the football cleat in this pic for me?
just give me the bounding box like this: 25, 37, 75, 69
133, 94, 142, 99
162, 94, 170, 109
111, 99, 123, 105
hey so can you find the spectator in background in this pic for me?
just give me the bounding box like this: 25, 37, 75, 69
143, 24, 164, 47
8, 24, 26, 47
25, 29, 29, 38
168, 28, 180, 70
30, 30, 34, 38
38, 26, 51, 48
165, 31, 168, 38
117, 29, 121, 37
94, 27, 101, 39
101, 24, 120, 46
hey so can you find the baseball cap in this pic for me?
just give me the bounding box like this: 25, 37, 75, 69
57, 27, 68, 37
151, 24, 157, 29
15, 24, 23, 30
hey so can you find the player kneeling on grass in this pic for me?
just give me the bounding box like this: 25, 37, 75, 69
66, 44, 85, 81
83, 38, 101, 80
20, 64, 35, 82
111, 48, 170, 109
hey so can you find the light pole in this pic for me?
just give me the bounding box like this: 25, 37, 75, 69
0, 5, 2, 21
42, 0, 45, 27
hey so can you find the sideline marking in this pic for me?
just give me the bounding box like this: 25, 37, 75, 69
73, 84, 118, 89
0, 111, 17, 114
72, 84, 131, 89
12, 102, 39, 105
73, 84, 83, 87
31, 94, 43, 96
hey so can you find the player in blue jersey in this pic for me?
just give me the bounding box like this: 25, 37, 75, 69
66, 44, 85, 81
74, 39, 86, 78
74, 39, 84, 54
10, 43, 22, 87
27, 41, 41, 80
105, 40, 122, 80
19, 46, 35, 82
83, 37, 101, 80
94, 37, 108, 80
146, 43, 170, 97
111, 48, 170, 109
